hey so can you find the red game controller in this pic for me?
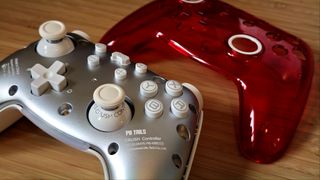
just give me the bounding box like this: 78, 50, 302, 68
100, 0, 314, 163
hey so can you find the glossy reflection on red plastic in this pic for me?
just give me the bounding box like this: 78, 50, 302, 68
100, 0, 314, 163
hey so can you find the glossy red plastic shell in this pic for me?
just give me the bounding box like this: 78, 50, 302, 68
100, 0, 314, 163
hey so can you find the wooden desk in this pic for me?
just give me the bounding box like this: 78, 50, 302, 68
0, 0, 319, 179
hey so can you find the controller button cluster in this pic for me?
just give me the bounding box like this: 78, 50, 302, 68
144, 97, 190, 119
140, 78, 190, 118
30, 61, 67, 96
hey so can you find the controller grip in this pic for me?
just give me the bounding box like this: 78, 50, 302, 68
235, 76, 311, 163
99, 0, 314, 163
0, 105, 23, 133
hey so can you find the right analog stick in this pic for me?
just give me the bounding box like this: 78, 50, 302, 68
88, 84, 131, 132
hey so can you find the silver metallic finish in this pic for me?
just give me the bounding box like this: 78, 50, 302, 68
0, 33, 202, 179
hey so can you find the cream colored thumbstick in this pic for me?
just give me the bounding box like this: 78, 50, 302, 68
39, 20, 67, 41
36, 20, 75, 57
93, 84, 125, 110
89, 84, 131, 132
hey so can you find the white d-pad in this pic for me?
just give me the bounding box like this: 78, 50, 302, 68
30, 61, 67, 96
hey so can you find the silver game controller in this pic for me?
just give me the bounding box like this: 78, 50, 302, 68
0, 20, 204, 179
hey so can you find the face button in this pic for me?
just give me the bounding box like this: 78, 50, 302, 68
171, 98, 189, 118
145, 99, 164, 118
140, 80, 158, 97
165, 80, 183, 97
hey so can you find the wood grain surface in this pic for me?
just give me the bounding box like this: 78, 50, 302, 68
0, 0, 319, 179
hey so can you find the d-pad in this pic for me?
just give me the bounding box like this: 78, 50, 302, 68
30, 61, 67, 96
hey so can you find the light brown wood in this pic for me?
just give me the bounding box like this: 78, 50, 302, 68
0, 0, 319, 179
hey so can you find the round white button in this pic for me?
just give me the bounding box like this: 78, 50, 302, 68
87, 55, 100, 67
114, 68, 127, 80
93, 84, 125, 109
145, 99, 163, 118
95, 43, 107, 55
39, 20, 66, 41
135, 63, 147, 74
140, 80, 158, 97
171, 98, 189, 118
165, 80, 183, 97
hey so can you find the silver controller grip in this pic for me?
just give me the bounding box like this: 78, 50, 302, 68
0, 20, 204, 179
0, 105, 22, 133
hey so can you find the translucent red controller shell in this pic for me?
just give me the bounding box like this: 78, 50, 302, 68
100, 0, 314, 163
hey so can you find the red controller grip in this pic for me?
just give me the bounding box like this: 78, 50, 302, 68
100, 0, 314, 163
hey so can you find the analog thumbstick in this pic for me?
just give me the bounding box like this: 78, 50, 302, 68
88, 84, 132, 132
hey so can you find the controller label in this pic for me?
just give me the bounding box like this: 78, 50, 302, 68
93, 104, 125, 118
125, 129, 167, 151
1, 58, 20, 76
